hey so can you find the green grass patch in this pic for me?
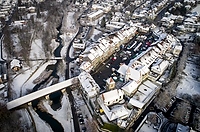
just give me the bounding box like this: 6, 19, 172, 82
102, 123, 123, 132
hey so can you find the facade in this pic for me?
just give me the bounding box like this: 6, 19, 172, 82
106, 77, 115, 90
100, 89, 124, 106
78, 72, 100, 99
151, 59, 169, 75
128, 80, 159, 109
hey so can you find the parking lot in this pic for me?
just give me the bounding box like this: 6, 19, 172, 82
91, 32, 158, 92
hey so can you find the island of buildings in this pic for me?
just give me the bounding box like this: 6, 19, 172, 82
0, 0, 200, 132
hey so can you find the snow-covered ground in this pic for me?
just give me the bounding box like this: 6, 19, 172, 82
1, 1, 84, 132
176, 57, 200, 96
192, 4, 200, 14
28, 106, 54, 132
42, 92, 74, 132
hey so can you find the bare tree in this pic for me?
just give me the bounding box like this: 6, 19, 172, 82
0, 104, 23, 132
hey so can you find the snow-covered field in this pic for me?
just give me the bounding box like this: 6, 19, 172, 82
29, 106, 54, 132
5, 6, 77, 132
43, 92, 74, 132
176, 53, 200, 97
192, 4, 200, 14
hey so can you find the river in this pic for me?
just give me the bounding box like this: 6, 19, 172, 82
31, 19, 65, 132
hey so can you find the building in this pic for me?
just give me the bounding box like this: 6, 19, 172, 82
100, 89, 124, 106
79, 26, 137, 72
106, 77, 115, 90
87, 10, 104, 21
117, 64, 142, 83
98, 89, 129, 121
128, 80, 159, 109
176, 123, 190, 132
79, 61, 93, 73
151, 58, 169, 75
78, 72, 100, 100
121, 81, 140, 96
128, 47, 159, 78
73, 39, 86, 50
117, 64, 143, 95
98, 97, 129, 121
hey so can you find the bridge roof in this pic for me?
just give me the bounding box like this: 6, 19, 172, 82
7, 77, 77, 110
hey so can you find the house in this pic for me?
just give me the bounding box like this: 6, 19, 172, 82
0, 84, 5, 90
121, 81, 140, 96
100, 89, 124, 106
73, 39, 86, 50
151, 58, 169, 75
106, 77, 115, 90
78, 72, 100, 99
173, 43, 183, 57
10, 59, 21, 72
117, 64, 143, 95
128, 47, 159, 76
98, 97, 129, 121
176, 123, 190, 132
128, 80, 159, 109
80, 61, 93, 72
117, 64, 142, 83
106, 21, 125, 30
87, 10, 104, 21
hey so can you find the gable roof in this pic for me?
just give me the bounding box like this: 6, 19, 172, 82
98, 98, 129, 121
101, 89, 124, 103
117, 64, 141, 82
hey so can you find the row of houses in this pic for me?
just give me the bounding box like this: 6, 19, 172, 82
132, 0, 169, 20
0, 0, 17, 21
79, 26, 137, 72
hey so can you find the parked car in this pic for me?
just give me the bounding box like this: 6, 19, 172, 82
79, 119, 84, 124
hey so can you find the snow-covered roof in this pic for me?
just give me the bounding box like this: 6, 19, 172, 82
78, 72, 100, 98
128, 81, 159, 109
143, 80, 158, 90
73, 42, 85, 49
98, 98, 129, 121
138, 85, 153, 96
184, 17, 195, 24
101, 89, 124, 104
121, 81, 139, 94
80, 61, 93, 72
117, 64, 141, 82
87, 10, 104, 19
10, 59, 21, 69
151, 59, 169, 74
129, 98, 145, 109
106, 77, 115, 85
